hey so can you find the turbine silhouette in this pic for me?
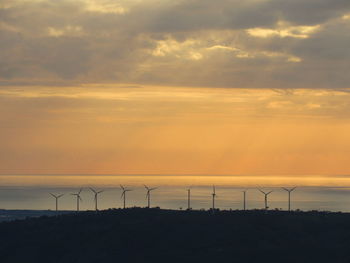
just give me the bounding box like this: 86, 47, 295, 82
120, 185, 132, 209
71, 188, 83, 212
187, 187, 192, 210
144, 185, 157, 208
242, 190, 247, 211
89, 187, 104, 212
211, 185, 217, 212
282, 187, 297, 211
258, 189, 273, 210
50, 193, 64, 212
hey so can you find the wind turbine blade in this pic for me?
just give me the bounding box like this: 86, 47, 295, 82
120, 184, 124, 190
258, 189, 265, 195
267, 191, 273, 195
121, 192, 125, 198
58, 194, 64, 198
78, 188, 83, 195
89, 187, 97, 194
79, 196, 83, 201
97, 190, 104, 194
50, 193, 56, 198
144, 185, 149, 190
282, 187, 288, 191
150, 187, 157, 191
291, 187, 297, 191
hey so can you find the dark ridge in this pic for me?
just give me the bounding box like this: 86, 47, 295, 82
1, 208, 350, 263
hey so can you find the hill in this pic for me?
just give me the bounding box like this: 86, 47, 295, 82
1, 208, 350, 263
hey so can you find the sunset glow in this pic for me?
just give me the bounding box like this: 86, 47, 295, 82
2, 2, 350, 262
1, 0, 350, 181
1, 85, 350, 176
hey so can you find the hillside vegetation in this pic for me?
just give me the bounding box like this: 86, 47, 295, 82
1, 208, 350, 263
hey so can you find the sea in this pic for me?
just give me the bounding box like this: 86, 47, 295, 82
1, 175, 350, 212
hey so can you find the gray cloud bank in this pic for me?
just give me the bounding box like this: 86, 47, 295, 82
1, 0, 350, 88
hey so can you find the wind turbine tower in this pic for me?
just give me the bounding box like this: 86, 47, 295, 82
90, 187, 104, 212
50, 193, 64, 212
71, 188, 83, 212
282, 187, 296, 211
120, 185, 132, 209
187, 187, 191, 210
242, 190, 247, 211
258, 189, 273, 210
144, 185, 157, 208
212, 185, 216, 211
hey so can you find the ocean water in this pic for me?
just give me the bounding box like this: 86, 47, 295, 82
1, 175, 350, 212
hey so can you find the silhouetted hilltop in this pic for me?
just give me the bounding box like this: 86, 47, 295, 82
1, 208, 350, 263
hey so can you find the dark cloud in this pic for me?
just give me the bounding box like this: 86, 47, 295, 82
270, 0, 350, 25
293, 19, 350, 60
138, 0, 350, 32
0, 0, 349, 88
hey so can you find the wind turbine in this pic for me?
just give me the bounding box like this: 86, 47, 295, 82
89, 187, 104, 212
187, 187, 192, 210
242, 190, 247, 211
144, 185, 157, 208
120, 185, 132, 209
71, 188, 83, 212
282, 187, 296, 211
50, 193, 64, 212
258, 189, 273, 210
212, 185, 216, 211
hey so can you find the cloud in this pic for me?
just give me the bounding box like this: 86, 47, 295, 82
246, 24, 321, 39
47, 26, 85, 37
0, 0, 349, 88
83, 0, 128, 14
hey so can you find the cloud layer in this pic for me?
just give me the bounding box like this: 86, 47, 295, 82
1, 0, 350, 88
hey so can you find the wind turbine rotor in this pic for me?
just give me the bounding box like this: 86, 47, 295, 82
258, 189, 266, 195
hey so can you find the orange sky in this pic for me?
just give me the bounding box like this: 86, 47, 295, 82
1, 0, 350, 179
1, 85, 350, 176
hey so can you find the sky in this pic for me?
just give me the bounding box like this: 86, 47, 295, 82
1, 0, 350, 176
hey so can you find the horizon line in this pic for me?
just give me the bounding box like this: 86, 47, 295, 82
1, 173, 350, 178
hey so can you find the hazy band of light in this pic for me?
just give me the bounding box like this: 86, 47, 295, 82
1, 85, 350, 176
